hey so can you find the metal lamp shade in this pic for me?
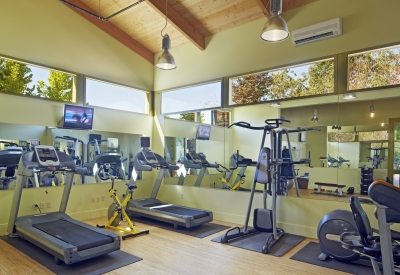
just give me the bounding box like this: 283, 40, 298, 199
156, 51, 176, 70
156, 34, 176, 70
260, 15, 289, 42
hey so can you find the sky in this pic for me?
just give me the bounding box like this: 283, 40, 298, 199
26, 64, 147, 113
28, 65, 51, 90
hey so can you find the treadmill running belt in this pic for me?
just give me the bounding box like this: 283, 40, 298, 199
33, 220, 114, 251
155, 206, 209, 219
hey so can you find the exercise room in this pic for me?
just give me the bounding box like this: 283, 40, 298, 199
1, 0, 400, 274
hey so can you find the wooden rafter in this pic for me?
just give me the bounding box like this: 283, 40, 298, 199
145, 0, 206, 51
254, 0, 271, 18
61, 0, 154, 64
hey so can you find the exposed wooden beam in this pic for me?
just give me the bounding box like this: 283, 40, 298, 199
60, 0, 154, 64
145, 0, 205, 51
254, 0, 271, 18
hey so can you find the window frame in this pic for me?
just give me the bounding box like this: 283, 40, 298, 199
224, 55, 338, 108
0, 53, 77, 103
160, 79, 223, 115
84, 75, 151, 115
345, 41, 400, 93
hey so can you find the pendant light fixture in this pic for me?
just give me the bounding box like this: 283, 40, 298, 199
260, 0, 289, 42
156, 0, 176, 70
370, 101, 375, 118
311, 109, 318, 122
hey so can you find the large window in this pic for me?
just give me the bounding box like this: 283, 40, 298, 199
348, 45, 400, 90
358, 131, 388, 141
161, 81, 222, 114
229, 58, 334, 105
0, 57, 74, 102
85, 78, 149, 114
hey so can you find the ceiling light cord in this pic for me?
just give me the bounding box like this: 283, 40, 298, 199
160, 0, 168, 37
98, 0, 100, 19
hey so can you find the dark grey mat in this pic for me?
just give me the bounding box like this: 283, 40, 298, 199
290, 242, 375, 275
133, 216, 230, 238
1, 236, 142, 275
211, 229, 305, 256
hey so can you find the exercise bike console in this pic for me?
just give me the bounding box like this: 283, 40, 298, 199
34, 146, 60, 167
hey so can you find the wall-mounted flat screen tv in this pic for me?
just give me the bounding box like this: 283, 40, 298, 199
196, 125, 211, 140
63, 104, 94, 130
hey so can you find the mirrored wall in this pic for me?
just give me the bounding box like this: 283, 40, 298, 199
162, 89, 400, 202
0, 122, 143, 190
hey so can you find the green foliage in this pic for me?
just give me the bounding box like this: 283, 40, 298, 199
179, 112, 205, 123
36, 71, 73, 102
231, 60, 335, 104
0, 58, 35, 95
348, 47, 400, 90
0, 58, 72, 102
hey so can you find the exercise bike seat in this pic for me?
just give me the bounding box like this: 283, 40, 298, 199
126, 183, 137, 190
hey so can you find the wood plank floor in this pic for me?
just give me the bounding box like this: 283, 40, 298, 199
0, 218, 352, 275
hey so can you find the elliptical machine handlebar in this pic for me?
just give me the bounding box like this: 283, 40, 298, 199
215, 162, 230, 173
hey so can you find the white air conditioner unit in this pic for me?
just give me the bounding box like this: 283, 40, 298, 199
292, 18, 342, 46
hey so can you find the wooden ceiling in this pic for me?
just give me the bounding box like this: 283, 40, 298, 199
64, 0, 319, 63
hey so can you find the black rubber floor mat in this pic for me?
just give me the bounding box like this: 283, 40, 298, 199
1, 236, 142, 275
133, 216, 229, 238
211, 229, 305, 256
290, 242, 375, 275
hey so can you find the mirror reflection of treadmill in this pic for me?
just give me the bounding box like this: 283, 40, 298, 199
128, 137, 213, 228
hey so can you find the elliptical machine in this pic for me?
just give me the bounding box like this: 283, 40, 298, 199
317, 183, 400, 271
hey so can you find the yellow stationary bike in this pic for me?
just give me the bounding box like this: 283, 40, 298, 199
217, 163, 243, 190
96, 163, 149, 240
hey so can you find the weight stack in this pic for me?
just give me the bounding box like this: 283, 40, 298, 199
360, 167, 373, 195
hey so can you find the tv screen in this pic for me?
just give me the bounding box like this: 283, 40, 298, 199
187, 139, 195, 150
140, 136, 150, 148
63, 104, 94, 130
196, 125, 211, 140
89, 133, 102, 145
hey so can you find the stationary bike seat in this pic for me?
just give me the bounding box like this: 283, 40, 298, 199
126, 183, 137, 190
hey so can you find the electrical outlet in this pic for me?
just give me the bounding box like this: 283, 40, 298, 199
92, 197, 95, 203
46, 201, 51, 208
180, 194, 184, 199
96, 196, 100, 202
101, 196, 105, 201
34, 203, 39, 209
40, 202, 45, 209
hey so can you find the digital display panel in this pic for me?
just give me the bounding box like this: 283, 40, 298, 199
196, 125, 211, 140
63, 104, 94, 130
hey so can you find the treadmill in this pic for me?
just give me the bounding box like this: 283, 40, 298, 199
128, 137, 213, 229
7, 145, 120, 265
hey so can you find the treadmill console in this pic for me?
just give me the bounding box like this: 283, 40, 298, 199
187, 151, 202, 164
34, 146, 60, 167
141, 149, 158, 164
